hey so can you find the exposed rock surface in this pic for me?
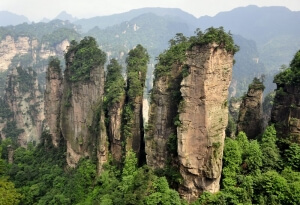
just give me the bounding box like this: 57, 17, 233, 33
237, 82, 264, 139
44, 62, 63, 147
61, 63, 107, 167
59, 40, 108, 170
229, 98, 242, 121
125, 96, 144, 161
271, 85, 300, 143
178, 44, 233, 201
0, 35, 69, 72
107, 96, 125, 162
4, 67, 44, 146
146, 64, 182, 168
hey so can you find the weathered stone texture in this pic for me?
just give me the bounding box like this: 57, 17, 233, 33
108, 96, 125, 162
61, 55, 107, 168
237, 86, 263, 139
146, 65, 182, 169
44, 64, 63, 147
271, 85, 300, 143
4, 67, 44, 146
178, 44, 233, 201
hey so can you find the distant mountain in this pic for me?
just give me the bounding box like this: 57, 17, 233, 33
198, 5, 300, 43
54, 11, 78, 22
0, 11, 30, 26
198, 5, 300, 72
74, 7, 198, 32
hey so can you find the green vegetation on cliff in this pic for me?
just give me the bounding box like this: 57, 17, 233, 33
154, 27, 238, 78
189, 27, 239, 54
274, 50, 300, 85
103, 58, 125, 110
126, 44, 149, 100
65, 37, 106, 82
122, 44, 149, 140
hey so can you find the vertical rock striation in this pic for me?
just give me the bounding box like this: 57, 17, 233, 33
123, 44, 149, 163
271, 50, 300, 144
237, 78, 264, 139
104, 59, 126, 163
178, 43, 233, 201
60, 37, 108, 170
271, 85, 300, 143
146, 64, 182, 168
44, 58, 63, 147
4, 67, 44, 146
107, 97, 125, 162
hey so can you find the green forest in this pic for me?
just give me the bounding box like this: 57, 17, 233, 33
1, 125, 300, 204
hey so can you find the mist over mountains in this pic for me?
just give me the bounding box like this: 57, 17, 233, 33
1, 5, 300, 96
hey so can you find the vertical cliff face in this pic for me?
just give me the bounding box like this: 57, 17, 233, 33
0, 35, 69, 72
146, 64, 182, 168
271, 50, 300, 144
60, 37, 107, 169
107, 97, 125, 162
123, 44, 149, 163
4, 67, 44, 146
178, 44, 233, 201
237, 79, 264, 139
44, 58, 63, 147
271, 85, 300, 143
104, 59, 126, 163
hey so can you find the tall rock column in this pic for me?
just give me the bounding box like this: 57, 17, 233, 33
123, 44, 149, 164
44, 57, 63, 147
271, 50, 300, 144
104, 59, 126, 163
145, 65, 182, 168
178, 43, 234, 201
237, 78, 264, 139
60, 37, 108, 171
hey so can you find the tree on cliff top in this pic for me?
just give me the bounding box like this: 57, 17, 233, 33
126, 44, 149, 100
104, 58, 125, 110
65, 36, 106, 82
190, 27, 239, 54
274, 50, 300, 85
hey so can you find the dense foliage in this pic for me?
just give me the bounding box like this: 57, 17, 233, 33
0, 132, 183, 205
195, 126, 300, 205
122, 45, 149, 142
274, 50, 300, 85
189, 27, 239, 54
104, 58, 125, 110
154, 27, 238, 78
65, 37, 106, 82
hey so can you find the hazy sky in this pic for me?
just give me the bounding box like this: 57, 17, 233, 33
1, 0, 300, 21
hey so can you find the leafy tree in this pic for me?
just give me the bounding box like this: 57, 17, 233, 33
189, 27, 239, 54
65, 36, 106, 82
260, 125, 281, 171
104, 58, 125, 110
284, 143, 300, 170
0, 177, 22, 205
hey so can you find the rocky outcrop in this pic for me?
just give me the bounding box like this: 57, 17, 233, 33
271, 85, 300, 143
44, 59, 63, 147
61, 64, 106, 167
123, 44, 149, 164
60, 37, 108, 169
237, 79, 264, 139
0, 35, 69, 72
125, 96, 145, 162
107, 96, 125, 163
4, 67, 44, 146
178, 44, 233, 201
146, 64, 182, 169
